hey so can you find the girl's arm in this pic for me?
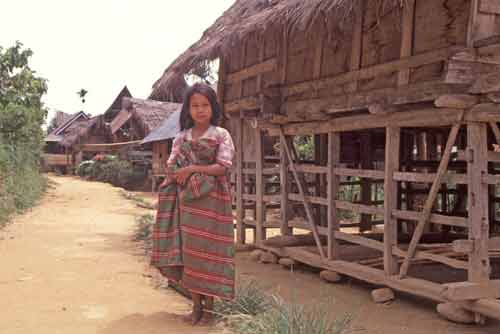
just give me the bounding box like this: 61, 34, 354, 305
175, 164, 226, 185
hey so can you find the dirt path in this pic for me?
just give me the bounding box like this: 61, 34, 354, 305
1, 175, 500, 334
0, 176, 220, 334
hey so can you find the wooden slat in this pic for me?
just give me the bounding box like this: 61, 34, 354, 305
226, 58, 277, 84
263, 167, 280, 175
399, 123, 462, 278
225, 97, 260, 113
255, 128, 265, 245
288, 193, 328, 206
334, 231, 384, 252
280, 135, 292, 236
283, 46, 465, 97
280, 129, 325, 259
334, 167, 385, 180
393, 247, 468, 270
289, 164, 328, 174
384, 127, 400, 275
392, 209, 467, 228
393, 171, 467, 184
335, 200, 384, 215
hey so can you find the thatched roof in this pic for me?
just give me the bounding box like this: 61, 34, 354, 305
141, 109, 181, 144
59, 116, 104, 147
149, 0, 403, 100
45, 111, 90, 143
112, 97, 181, 137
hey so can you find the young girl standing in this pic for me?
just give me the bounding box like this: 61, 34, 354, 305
151, 83, 235, 325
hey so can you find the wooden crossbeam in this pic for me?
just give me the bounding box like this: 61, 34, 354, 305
399, 123, 462, 278
279, 128, 325, 260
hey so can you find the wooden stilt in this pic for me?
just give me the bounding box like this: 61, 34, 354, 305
328, 132, 340, 260
360, 131, 373, 232
236, 117, 245, 244
280, 133, 292, 236
384, 127, 400, 275
255, 127, 265, 245
467, 122, 490, 283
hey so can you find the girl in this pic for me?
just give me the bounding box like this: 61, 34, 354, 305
151, 83, 235, 325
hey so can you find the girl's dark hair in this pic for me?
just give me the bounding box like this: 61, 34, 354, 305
180, 83, 223, 131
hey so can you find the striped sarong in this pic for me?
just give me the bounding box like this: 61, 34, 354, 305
151, 138, 235, 300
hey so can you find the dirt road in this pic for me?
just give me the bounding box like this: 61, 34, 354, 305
0, 176, 219, 334
1, 175, 500, 334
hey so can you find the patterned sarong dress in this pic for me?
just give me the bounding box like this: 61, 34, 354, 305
151, 126, 235, 300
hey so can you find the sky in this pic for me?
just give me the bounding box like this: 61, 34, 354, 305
0, 0, 235, 124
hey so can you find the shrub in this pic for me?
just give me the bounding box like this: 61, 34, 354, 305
77, 155, 146, 188
217, 283, 351, 334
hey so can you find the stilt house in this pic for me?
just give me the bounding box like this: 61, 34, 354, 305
150, 0, 500, 322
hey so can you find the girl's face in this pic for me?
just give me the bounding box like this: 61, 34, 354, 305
189, 93, 212, 126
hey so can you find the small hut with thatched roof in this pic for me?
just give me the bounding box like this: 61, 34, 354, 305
149, 0, 500, 322
44, 112, 109, 171
141, 107, 181, 191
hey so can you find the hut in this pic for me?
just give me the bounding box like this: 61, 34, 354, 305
150, 0, 500, 322
44, 112, 109, 171
141, 106, 181, 191
104, 86, 132, 123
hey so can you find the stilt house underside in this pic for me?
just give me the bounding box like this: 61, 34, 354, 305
151, 0, 500, 321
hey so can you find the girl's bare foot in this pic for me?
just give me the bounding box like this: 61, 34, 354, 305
197, 311, 215, 326
182, 305, 203, 325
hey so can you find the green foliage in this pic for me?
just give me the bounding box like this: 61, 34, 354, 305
294, 135, 314, 161
217, 282, 351, 334
76, 155, 147, 188
0, 41, 48, 226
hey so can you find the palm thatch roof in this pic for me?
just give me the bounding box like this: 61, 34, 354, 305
149, 0, 404, 101
59, 116, 105, 147
104, 86, 132, 122
111, 97, 181, 138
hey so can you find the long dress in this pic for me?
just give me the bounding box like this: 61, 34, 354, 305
151, 125, 235, 300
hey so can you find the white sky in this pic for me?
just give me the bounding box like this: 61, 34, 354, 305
0, 0, 235, 124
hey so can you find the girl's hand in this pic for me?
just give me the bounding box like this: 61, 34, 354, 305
175, 166, 194, 185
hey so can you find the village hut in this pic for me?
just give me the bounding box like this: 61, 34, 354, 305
149, 0, 500, 322
103, 86, 132, 123
141, 106, 181, 191
44, 112, 109, 171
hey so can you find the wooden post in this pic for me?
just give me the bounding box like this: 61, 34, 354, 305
384, 127, 400, 275
236, 117, 245, 244
398, 0, 416, 85
280, 133, 292, 236
255, 127, 265, 245
467, 122, 490, 283
360, 131, 373, 232
328, 132, 340, 260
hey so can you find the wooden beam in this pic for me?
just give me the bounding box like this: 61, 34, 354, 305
467, 122, 490, 283
268, 107, 465, 136
334, 168, 385, 180
468, 71, 500, 93
442, 280, 500, 301
225, 97, 260, 113
283, 46, 466, 97
288, 193, 327, 206
393, 210, 467, 228
399, 123, 462, 278
279, 129, 325, 259
226, 58, 278, 84
288, 164, 328, 174
398, 0, 416, 85
384, 127, 400, 276
328, 132, 340, 260
393, 171, 467, 184
434, 94, 479, 108
335, 200, 385, 216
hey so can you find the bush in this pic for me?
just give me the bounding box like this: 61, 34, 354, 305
77, 155, 146, 188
